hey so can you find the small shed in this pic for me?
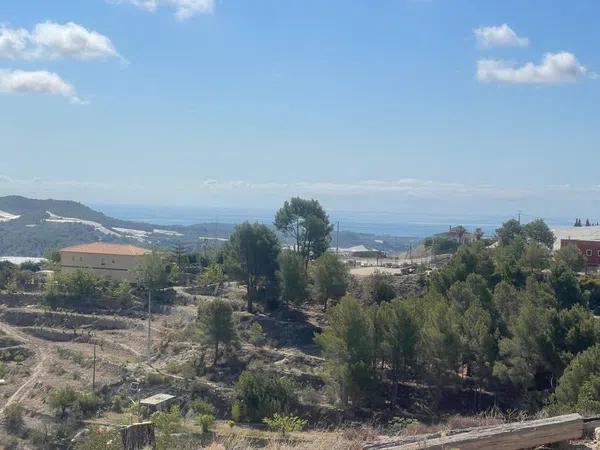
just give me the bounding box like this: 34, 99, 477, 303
139, 393, 176, 412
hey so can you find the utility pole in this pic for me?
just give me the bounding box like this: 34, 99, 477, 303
336, 221, 340, 256
518, 210, 522, 224
92, 339, 96, 393
147, 289, 152, 365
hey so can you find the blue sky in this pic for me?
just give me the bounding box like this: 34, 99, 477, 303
1, 0, 600, 218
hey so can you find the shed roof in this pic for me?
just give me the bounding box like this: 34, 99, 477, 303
140, 393, 176, 405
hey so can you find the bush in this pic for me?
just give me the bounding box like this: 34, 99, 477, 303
235, 370, 298, 422
48, 387, 78, 418
111, 395, 124, 413
76, 393, 102, 417
0, 362, 6, 378
75, 426, 122, 450
3, 403, 24, 435
231, 401, 241, 422
189, 398, 215, 416
262, 413, 307, 437
248, 322, 265, 346
165, 361, 179, 374
197, 414, 214, 433
150, 406, 182, 450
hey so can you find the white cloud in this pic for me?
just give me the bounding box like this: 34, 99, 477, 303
474, 24, 529, 48
0, 69, 85, 104
115, 0, 214, 20
0, 22, 119, 60
476, 52, 587, 84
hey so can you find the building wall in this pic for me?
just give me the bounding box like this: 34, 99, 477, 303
560, 239, 600, 266
59, 251, 143, 282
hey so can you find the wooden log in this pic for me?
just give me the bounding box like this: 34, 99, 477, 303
364, 413, 583, 450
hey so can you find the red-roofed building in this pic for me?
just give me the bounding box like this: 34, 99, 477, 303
60, 242, 150, 281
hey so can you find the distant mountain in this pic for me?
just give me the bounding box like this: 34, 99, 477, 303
0, 196, 415, 256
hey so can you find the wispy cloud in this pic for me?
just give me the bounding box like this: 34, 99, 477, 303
476, 52, 587, 84
0, 22, 120, 60
113, 0, 214, 20
474, 24, 529, 49
0, 69, 85, 104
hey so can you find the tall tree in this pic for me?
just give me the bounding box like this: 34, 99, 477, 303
380, 300, 418, 403
223, 222, 280, 313
309, 252, 348, 310
555, 244, 586, 272
198, 298, 237, 365
136, 251, 170, 300
315, 296, 374, 407
274, 197, 333, 269
523, 218, 555, 248
496, 219, 523, 245
277, 250, 308, 305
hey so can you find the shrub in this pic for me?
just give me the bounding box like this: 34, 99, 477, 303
146, 371, 167, 386
262, 413, 307, 437
48, 387, 78, 418
227, 419, 236, 428
231, 401, 241, 422
75, 426, 122, 450
0, 362, 6, 378
235, 370, 298, 422
189, 399, 215, 416
150, 406, 182, 450
248, 322, 265, 346
76, 393, 102, 417
111, 395, 124, 413
197, 414, 215, 433
165, 361, 179, 374
3, 403, 24, 435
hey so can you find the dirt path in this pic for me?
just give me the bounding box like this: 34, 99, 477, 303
0, 321, 51, 416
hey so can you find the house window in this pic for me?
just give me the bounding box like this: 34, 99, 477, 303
112, 259, 115, 264
597, 250, 600, 257
72, 256, 75, 262
80, 256, 83, 262
586, 249, 593, 257
101, 258, 106, 266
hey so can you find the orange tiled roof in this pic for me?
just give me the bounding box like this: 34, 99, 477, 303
60, 242, 150, 256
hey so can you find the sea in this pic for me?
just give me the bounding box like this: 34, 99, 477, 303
93, 204, 575, 239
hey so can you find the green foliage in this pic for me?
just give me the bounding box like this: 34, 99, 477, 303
362, 271, 396, 304
496, 219, 523, 245
309, 252, 348, 309
552, 345, 600, 415
3, 403, 24, 435
262, 413, 307, 437
198, 262, 226, 286
550, 261, 584, 308
47, 388, 102, 419
277, 250, 308, 304
45, 270, 103, 303
47, 387, 79, 418
431, 236, 459, 255
274, 197, 333, 267
315, 296, 374, 406
197, 298, 237, 365
189, 398, 215, 416
248, 322, 265, 346
235, 370, 298, 422
111, 395, 124, 413
379, 299, 418, 396
231, 401, 241, 422
223, 222, 280, 312
136, 251, 170, 292
522, 218, 555, 248
75, 427, 122, 450
520, 241, 551, 273
555, 244, 586, 273
197, 413, 215, 433
150, 406, 183, 450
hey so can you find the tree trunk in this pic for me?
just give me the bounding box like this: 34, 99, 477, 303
246, 277, 253, 313
214, 341, 219, 366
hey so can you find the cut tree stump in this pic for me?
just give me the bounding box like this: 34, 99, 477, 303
364, 413, 583, 450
